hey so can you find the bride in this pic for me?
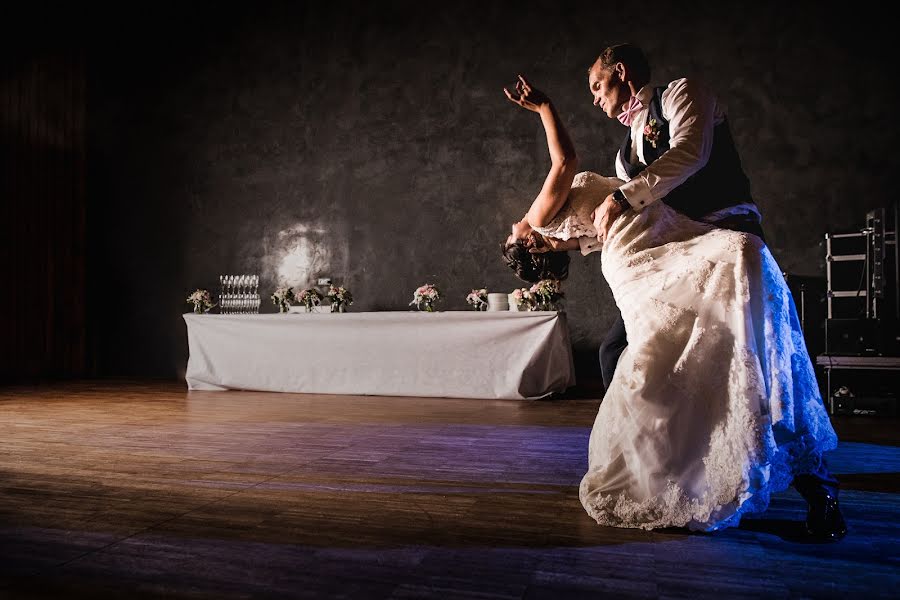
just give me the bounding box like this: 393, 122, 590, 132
501, 77, 842, 534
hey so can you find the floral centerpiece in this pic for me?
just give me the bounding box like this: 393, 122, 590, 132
325, 285, 353, 313
271, 286, 295, 313
186, 289, 216, 314
297, 288, 324, 312
529, 279, 564, 311
465, 288, 488, 311
410, 283, 441, 312
510, 287, 534, 311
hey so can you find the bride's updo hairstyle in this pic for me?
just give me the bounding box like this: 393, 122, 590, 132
501, 240, 570, 283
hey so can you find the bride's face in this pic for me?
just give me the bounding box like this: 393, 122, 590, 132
589, 63, 627, 119
506, 220, 544, 250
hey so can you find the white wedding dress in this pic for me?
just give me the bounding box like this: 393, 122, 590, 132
535, 172, 838, 531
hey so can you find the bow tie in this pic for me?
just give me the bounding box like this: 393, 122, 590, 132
617, 95, 643, 126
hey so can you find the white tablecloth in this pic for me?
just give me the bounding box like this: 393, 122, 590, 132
183, 311, 575, 399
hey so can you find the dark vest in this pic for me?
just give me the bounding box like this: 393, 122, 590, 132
619, 86, 754, 220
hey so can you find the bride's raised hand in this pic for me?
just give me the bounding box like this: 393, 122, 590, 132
504, 75, 551, 113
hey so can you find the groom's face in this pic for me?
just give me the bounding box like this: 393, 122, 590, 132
588, 63, 626, 120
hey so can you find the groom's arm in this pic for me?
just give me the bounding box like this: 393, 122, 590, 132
617, 78, 717, 210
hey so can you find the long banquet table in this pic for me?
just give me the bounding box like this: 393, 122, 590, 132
183, 311, 575, 400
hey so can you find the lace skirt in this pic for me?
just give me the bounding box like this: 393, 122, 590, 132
579, 204, 837, 531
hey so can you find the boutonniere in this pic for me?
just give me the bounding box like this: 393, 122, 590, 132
643, 118, 661, 149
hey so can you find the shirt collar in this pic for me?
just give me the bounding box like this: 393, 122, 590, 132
635, 85, 653, 107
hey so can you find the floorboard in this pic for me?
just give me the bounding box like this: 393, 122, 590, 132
0, 380, 897, 599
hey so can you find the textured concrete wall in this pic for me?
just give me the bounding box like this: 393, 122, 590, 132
87, 1, 897, 379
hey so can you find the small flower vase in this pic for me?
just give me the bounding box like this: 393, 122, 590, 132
534, 299, 562, 312
279, 303, 288, 313
193, 303, 203, 314
304, 303, 314, 313
419, 301, 434, 313
331, 302, 344, 313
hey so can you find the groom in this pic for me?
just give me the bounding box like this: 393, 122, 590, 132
584, 43, 845, 540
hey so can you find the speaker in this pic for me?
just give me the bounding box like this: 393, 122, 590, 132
825, 318, 887, 355
829, 391, 898, 416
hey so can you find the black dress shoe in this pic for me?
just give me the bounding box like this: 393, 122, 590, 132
805, 493, 847, 541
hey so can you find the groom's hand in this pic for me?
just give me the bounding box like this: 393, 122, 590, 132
592, 194, 624, 243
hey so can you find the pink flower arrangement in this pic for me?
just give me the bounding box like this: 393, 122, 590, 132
466, 288, 488, 310
186, 289, 215, 314
326, 285, 353, 313
644, 118, 661, 149
297, 288, 324, 312
271, 286, 295, 313
528, 279, 564, 310
511, 287, 534, 310
410, 283, 441, 312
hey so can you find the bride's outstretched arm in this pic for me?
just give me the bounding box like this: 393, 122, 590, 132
504, 76, 579, 228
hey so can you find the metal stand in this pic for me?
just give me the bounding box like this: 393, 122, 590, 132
825, 203, 898, 320
816, 355, 900, 415
820, 201, 900, 414
825, 230, 869, 319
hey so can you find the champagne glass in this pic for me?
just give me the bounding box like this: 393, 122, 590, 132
236, 275, 242, 314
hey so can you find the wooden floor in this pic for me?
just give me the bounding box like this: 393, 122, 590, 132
0, 381, 898, 599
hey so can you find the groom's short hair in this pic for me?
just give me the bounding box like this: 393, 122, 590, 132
593, 44, 651, 83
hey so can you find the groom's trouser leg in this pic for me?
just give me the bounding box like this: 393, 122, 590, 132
599, 313, 628, 391
793, 456, 840, 501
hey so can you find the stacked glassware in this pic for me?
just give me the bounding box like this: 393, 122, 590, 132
219, 275, 260, 314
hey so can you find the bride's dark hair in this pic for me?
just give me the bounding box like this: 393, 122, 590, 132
501, 240, 570, 283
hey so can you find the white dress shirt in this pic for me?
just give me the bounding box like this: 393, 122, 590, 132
578, 78, 758, 256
